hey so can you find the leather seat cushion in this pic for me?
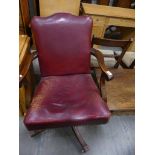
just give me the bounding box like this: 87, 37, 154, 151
24, 74, 111, 130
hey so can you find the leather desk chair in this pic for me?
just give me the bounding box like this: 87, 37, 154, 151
24, 13, 113, 152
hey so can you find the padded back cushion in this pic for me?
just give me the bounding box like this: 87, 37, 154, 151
31, 13, 92, 76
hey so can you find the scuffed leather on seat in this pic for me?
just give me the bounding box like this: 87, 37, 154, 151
24, 74, 111, 130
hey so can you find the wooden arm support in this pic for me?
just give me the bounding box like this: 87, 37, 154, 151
91, 48, 113, 81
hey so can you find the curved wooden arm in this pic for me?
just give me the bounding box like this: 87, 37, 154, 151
91, 48, 113, 81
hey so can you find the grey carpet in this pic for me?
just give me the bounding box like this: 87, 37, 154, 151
19, 115, 135, 155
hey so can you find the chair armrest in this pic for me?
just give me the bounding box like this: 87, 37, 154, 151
91, 48, 113, 81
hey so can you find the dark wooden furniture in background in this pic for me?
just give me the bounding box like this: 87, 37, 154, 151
97, 0, 109, 5
28, 0, 38, 17
113, 0, 133, 8
81, 0, 134, 7
81, 0, 109, 5
92, 37, 132, 68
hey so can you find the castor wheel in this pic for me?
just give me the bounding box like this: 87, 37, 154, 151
81, 145, 89, 153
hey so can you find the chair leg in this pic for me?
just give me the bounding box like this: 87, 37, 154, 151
30, 129, 45, 137
72, 126, 89, 153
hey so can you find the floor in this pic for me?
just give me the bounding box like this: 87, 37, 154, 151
19, 115, 135, 155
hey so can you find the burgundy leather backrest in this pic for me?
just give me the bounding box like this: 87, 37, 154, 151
31, 13, 93, 77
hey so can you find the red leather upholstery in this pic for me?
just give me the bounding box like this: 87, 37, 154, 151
24, 74, 111, 130
31, 13, 92, 77
24, 13, 111, 131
